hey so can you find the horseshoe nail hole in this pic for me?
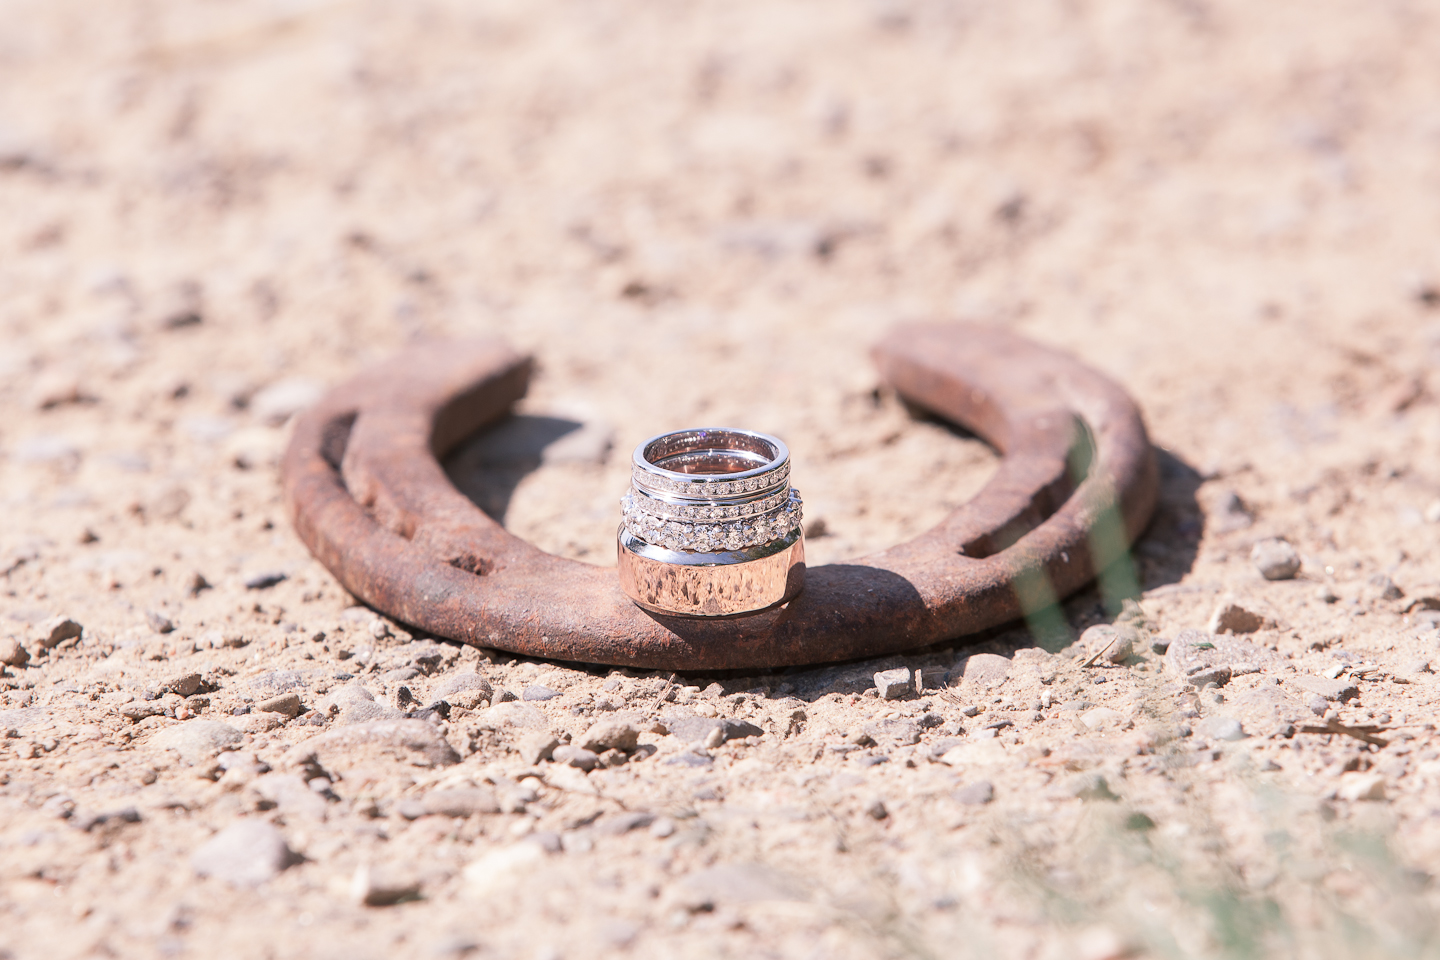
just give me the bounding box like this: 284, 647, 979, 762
447, 553, 494, 577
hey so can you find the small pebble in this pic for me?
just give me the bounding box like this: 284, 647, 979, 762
526, 831, 564, 853
418, 787, 500, 818
517, 732, 561, 765
523, 685, 560, 702
1369, 574, 1404, 601
431, 674, 493, 710
150, 720, 244, 765
873, 667, 913, 701
191, 820, 297, 887
1205, 717, 1247, 742
562, 832, 594, 854
1067, 773, 1119, 801
1207, 601, 1268, 635
578, 719, 640, 754
146, 610, 176, 634
257, 692, 302, 718
0, 636, 30, 667
36, 617, 82, 650
1079, 624, 1137, 664
552, 744, 599, 771
954, 781, 994, 805
244, 571, 288, 590
1293, 675, 1359, 702
251, 377, 325, 426
1336, 773, 1386, 802
865, 798, 888, 820
166, 672, 203, 697
1251, 538, 1301, 580
350, 864, 420, 907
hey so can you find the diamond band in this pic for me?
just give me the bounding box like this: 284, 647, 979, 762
622, 484, 792, 522
623, 488, 803, 553
632, 463, 791, 499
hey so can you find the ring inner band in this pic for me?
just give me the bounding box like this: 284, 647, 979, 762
643, 430, 779, 476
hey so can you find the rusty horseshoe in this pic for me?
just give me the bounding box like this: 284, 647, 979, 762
282, 324, 1158, 670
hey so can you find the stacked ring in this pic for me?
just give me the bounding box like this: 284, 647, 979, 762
617, 428, 805, 617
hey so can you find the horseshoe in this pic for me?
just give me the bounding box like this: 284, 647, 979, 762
282, 324, 1158, 670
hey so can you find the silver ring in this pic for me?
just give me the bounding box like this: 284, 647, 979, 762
617, 428, 805, 617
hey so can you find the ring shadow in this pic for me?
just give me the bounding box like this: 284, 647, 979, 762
443, 413, 1204, 700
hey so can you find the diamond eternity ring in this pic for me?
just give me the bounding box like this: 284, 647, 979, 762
617, 428, 805, 617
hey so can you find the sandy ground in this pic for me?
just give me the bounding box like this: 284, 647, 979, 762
3, 1, 1440, 957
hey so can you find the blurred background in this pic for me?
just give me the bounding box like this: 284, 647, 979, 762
2, 0, 1437, 571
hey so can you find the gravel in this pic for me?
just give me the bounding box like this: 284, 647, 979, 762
522, 685, 560, 702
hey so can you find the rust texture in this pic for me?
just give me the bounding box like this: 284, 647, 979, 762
282, 324, 1159, 669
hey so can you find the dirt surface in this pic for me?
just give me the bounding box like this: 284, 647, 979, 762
4, 2, 1440, 958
